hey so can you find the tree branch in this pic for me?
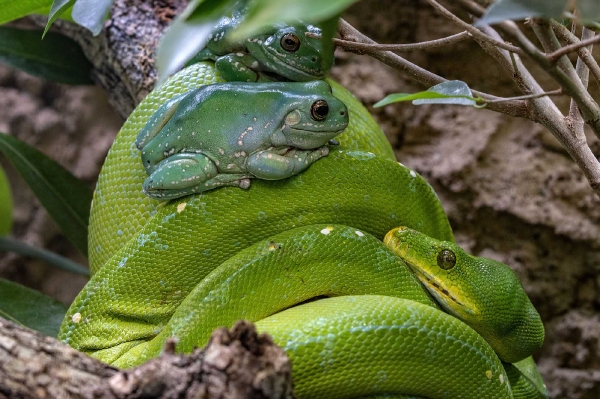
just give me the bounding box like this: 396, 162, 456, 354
0, 318, 293, 399
422, 0, 524, 55
551, 20, 600, 87
337, 19, 530, 118
546, 34, 600, 62
309, 31, 470, 52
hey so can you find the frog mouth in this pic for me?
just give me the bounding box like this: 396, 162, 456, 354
263, 47, 325, 78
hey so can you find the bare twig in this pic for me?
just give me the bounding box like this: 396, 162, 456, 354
547, 34, 600, 61
422, 0, 524, 55
568, 27, 595, 139
531, 19, 581, 87
307, 31, 470, 52
497, 20, 600, 140
482, 89, 563, 103
337, 19, 530, 118
551, 20, 600, 86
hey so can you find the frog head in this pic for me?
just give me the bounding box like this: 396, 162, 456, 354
277, 80, 348, 149
245, 23, 334, 81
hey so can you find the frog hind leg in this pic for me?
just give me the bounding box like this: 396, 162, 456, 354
135, 94, 186, 151
215, 54, 277, 82
142, 153, 219, 200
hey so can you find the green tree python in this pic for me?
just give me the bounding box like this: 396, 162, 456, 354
58, 61, 547, 399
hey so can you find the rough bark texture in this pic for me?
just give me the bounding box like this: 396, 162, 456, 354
0, 319, 293, 399
1, 0, 600, 398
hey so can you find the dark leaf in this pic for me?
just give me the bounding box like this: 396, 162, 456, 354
0, 278, 68, 337
0, 165, 12, 236
0, 133, 92, 256
0, 237, 89, 276
0, 26, 93, 85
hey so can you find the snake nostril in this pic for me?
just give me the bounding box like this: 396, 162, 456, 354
340, 111, 345, 116
312, 57, 317, 62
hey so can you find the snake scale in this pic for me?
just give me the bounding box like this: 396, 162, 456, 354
58, 58, 547, 398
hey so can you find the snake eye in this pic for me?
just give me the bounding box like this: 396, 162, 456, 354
311, 100, 329, 121
281, 34, 301, 52
437, 249, 456, 270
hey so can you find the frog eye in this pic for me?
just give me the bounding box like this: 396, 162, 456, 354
437, 249, 456, 270
311, 100, 329, 121
281, 34, 301, 52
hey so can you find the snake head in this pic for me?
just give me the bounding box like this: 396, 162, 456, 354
384, 226, 545, 363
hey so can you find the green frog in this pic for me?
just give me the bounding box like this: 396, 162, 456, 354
135, 80, 348, 199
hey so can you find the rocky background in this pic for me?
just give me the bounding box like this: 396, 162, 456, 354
1, 0, 599, 397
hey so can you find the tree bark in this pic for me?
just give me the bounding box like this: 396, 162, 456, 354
0, 318, 293, 399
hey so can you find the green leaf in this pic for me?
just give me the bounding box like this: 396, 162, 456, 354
71, 0, 113, 36
0, 27, 93, 85
374, 81, 477, 107
315, 13, 339, 76
0, 0, 53, 26
579, 0, 600, 22
477, 0, 568, 26
156, 0, 237, 82
0, 278, 68, 337
231, 0, 358, 40
0, 237, 89, 276
44, 0, 76, 37
0, 133, 92, 257
0, 165, 12, 236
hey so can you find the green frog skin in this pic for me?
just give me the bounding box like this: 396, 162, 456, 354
135, 80, 348, 199
188, 8, 332, 82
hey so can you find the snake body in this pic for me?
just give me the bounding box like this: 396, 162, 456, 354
60, 63, 546, 398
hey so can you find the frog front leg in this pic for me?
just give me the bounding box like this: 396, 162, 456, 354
215, 53, 277, 82
142, 153, 219, 199
246, 147, 329, 180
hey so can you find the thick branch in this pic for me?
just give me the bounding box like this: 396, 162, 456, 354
33, 0, 187, 118
0, 318, 293, 399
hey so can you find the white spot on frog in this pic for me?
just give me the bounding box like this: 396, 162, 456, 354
320, 227, 333, 235
177, 203, 186, 213
72, 313, 82, 323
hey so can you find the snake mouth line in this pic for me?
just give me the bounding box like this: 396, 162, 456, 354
406, 264, 470, 313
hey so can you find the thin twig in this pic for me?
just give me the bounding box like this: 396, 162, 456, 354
482, 89, 563, 103
496, 20, 600, 140
568, 27, 594, 139
547, 34, 600, 61
307, 31, 470, 52
454, 0, 600, 195
336, 19, 530, 119
551, 20, 600, 86
531, 19, 581, 88
422, 0, 524, 55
